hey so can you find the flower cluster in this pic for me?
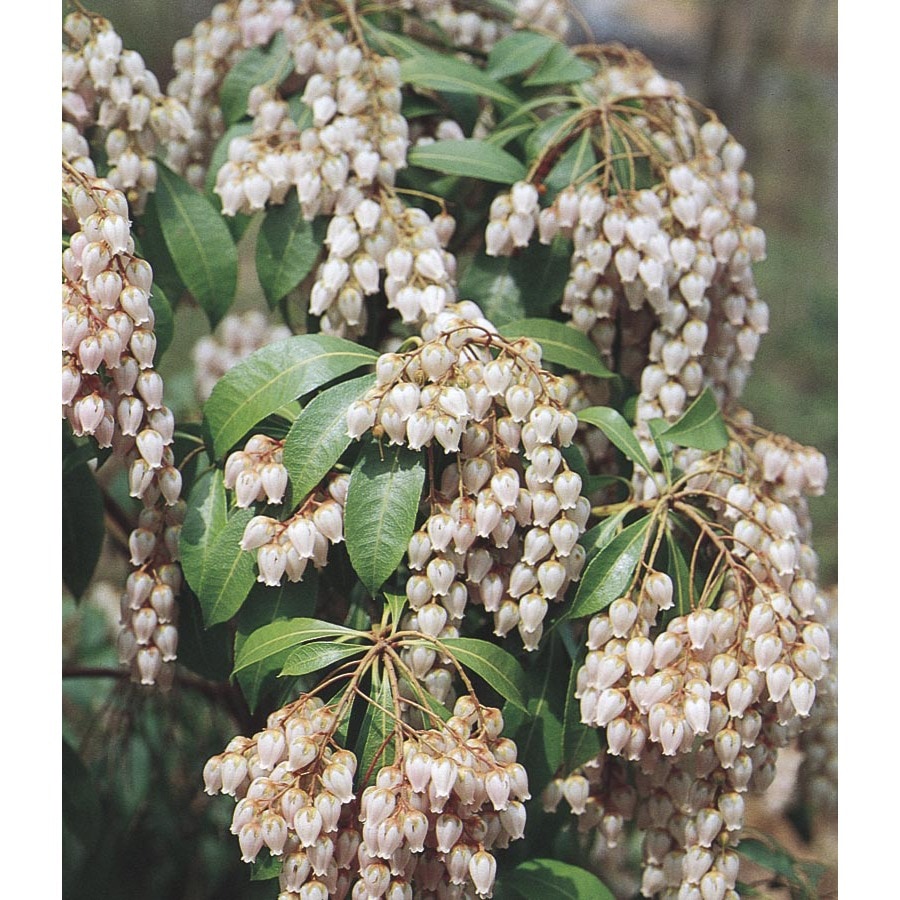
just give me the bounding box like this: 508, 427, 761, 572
239, 472, 350, 587
63, 169, 183, 685
204, 693, 528, 898
347, 303, 588, 653
165, 0, 295, 187
193, 311, 292, 403
62, 12, 192, 212
225, 434, 290, 508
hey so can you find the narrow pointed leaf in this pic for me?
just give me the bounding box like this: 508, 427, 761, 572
657, 387, 729, 451
204, 334, 378, 457
256, 195, 325, 306
179, 468, 228, 597
355, 667, 396, 786
400, 53, 520, 109
648, 417, 674, 483
408, 139, 526, 185
503, 859, 614, 900
666, 528, 693, 617
345, 443, 426, 595
280, 641, 368, 677
234, 616, 362, 673
580, 507, 630, 559
283, 374, 376, 502
561, 650, 602, 772
500, 319, 613, 378
384, 593, 409, 628
487, 31, 556, 79
148, 282, 174, 358
523, 44, 595, 87
565, 515, 653, 620
219, 32, 293, 125
234, 577, 319, 710
545, 129, 597, 199
154, 163, 237, 327
577, 406, 653, 473
439, 637, 528, 712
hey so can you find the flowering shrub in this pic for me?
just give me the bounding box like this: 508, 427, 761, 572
62, 2, 835, 898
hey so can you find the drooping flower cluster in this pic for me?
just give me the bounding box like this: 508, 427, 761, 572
239, 472, 350, 587
62, 12, 192, 212
165, 0, 295, 187
193, 310, 292, 403
204, 693, 528, 898
225, 434, 290, 508
62, 168, 182, 686
347, 303, 589, 653
547, 425, 831, 898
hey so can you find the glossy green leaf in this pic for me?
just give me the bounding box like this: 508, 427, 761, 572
503, 859, 614, 900
561, 650, 602, 772
62, 455, 104, 599
155, 163, 237, 327
256, 195, 325, 306
511, 637, 565, 793
345, 442, 425, 596
500, 319, 613, 378
250, 852, 282, 881
220, 32, 293, 125
738, 838, 825, 897
577, 406, 653, 473
180, 469, 257, 625
565, 515, 653, 620
439, 637, 528, 712
233, 616, 362, 674
523, 44, 595, 87
384, 592, 409, 628
657, 387, 729, 451
280, 641, 368, 677
283, 374, 376, 502
234, 577, 319, 710
580, 507, 630, 559
545, 129, 597, 199
204, 334, 378, 457
360, 21, 433, 60
459, 238, 571, 324
666, 528, 693, 617
487, 31, 555, 79
648, 416, 674, 483
525, 111, 580, 164
133, 194, 186, 302
355, 666, 396, 787
400, 53, 520, 109
408, 139, 526, 185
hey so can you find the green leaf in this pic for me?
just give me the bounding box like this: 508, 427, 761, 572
487, 31, 556, 79
360, 21, 433, 60
657, 387, 729, 451
345, 443, 426, 596
648, 417, 674, 484
400, 53, 520, 109
256, 195, 325, 306
500, 319, 614, 378
739, 837, 825, 897
512, 637, 566, 793
250, 852, 283, 881
280, 641, 368, 677
355, 666, 396, 786
545, 129, 597, 199
561, 650, 602, 772
439, 637, 528, 712
580, 507, 630, 558
219, 32, 293, 125
233, 616, 362, 674
148, 281, 174, 358
459, 238, 571, 324
384, 592, 409, 628
666, 528, 693, 616
62, 455, 104, 599
523, 44, 595, 87
234, 577, 318, 710
155, 163, 237, 327
204, 334, 378, 457
179, 469, 257, 625
525, 111, 580, 164
408, 139, 526, 185
204, 121, 254, 194
133, 194, 186, 302
172, 589, 234, 681
566, 515, 653, 620
283, 374, 376, 502
503, 859, 614, 900
577, 406, 653, 473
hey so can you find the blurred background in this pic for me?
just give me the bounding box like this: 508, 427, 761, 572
62, 2, 838, 897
